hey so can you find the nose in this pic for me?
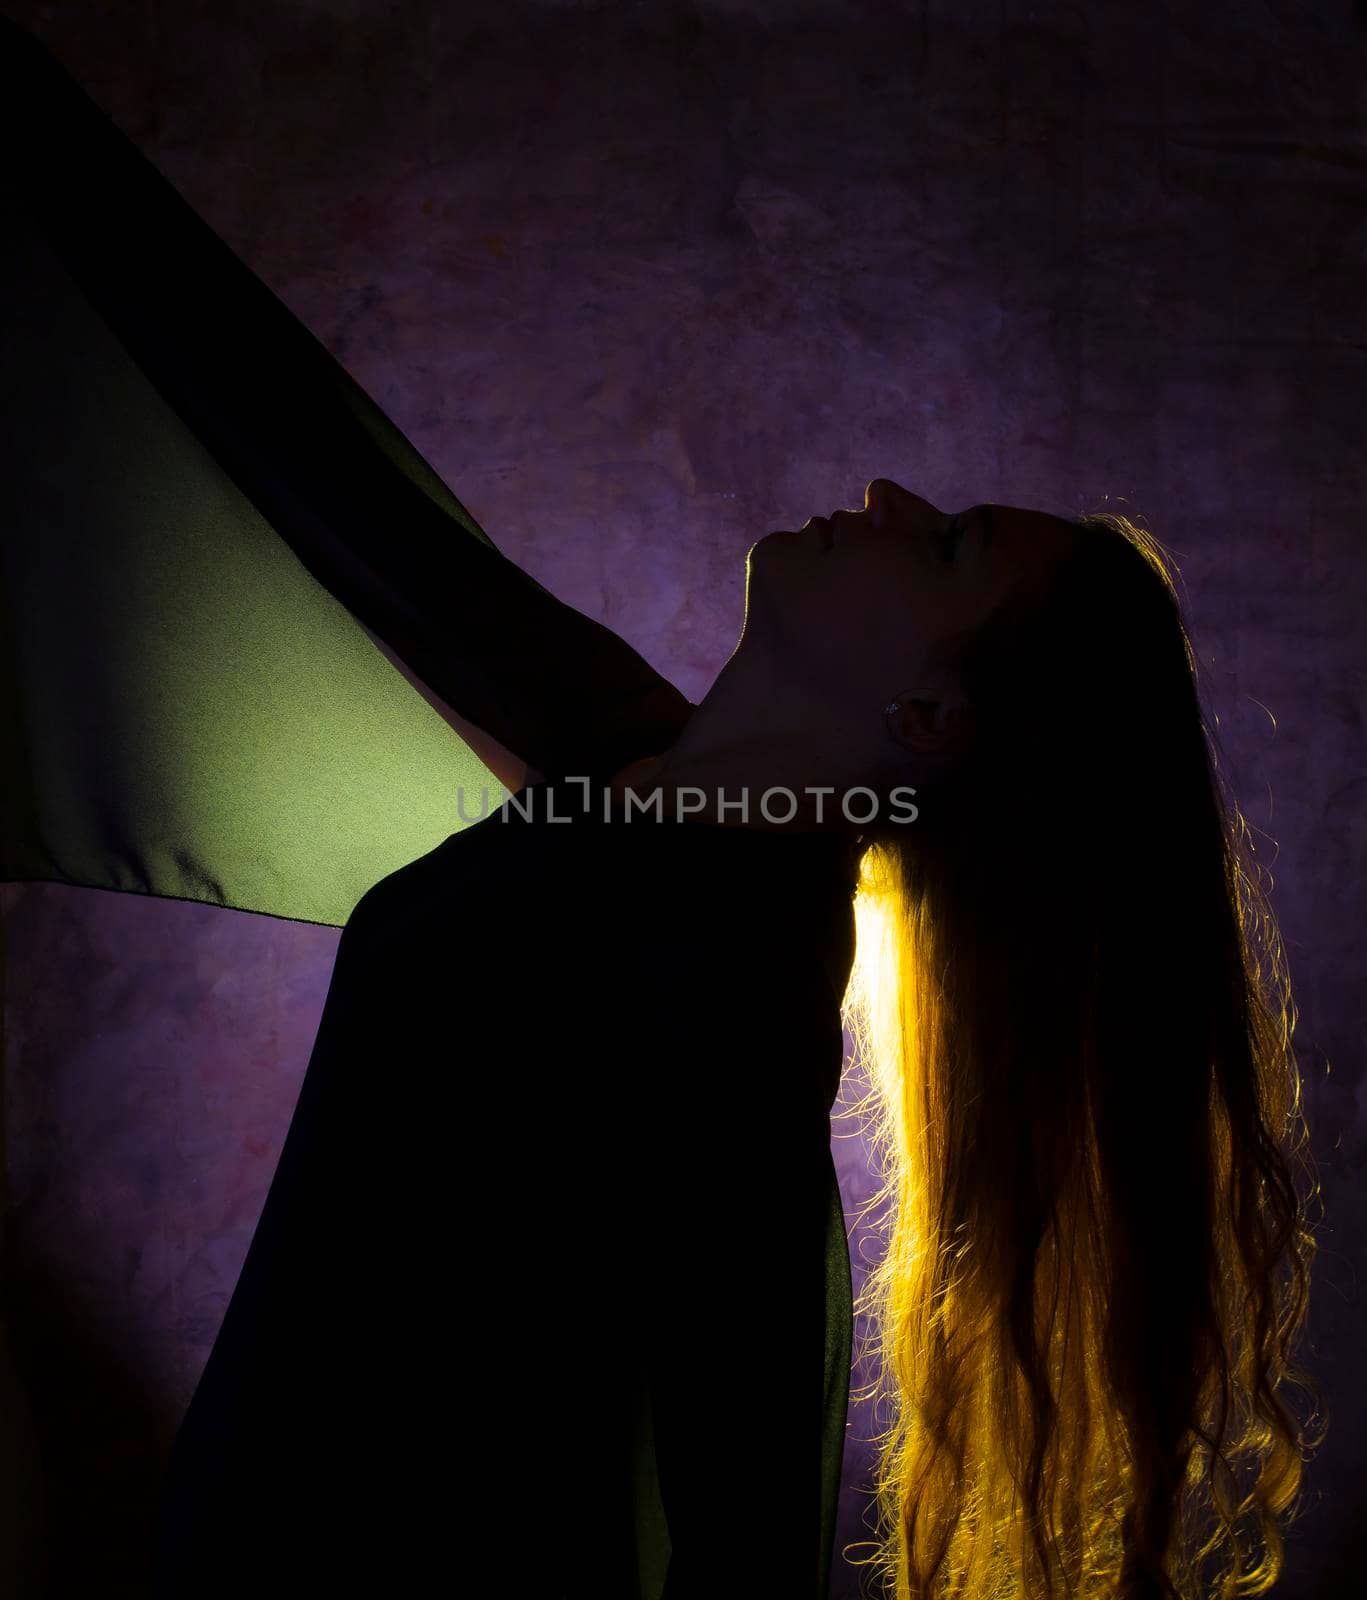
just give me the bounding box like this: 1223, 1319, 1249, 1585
864, 478, 889, 526
865, 478, 951, 533
864, 477, 907, 529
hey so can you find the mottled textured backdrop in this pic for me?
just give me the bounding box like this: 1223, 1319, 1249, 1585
0, 2, 1363, 1595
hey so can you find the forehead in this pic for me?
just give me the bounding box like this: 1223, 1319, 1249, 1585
987, 503, 1078, 543
985, 503, 1079, 584
968, 505, 1080, 616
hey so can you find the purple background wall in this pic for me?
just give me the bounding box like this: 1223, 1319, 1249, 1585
1, 2, 1363, 1595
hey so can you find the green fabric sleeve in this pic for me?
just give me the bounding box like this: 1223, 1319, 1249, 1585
0, 16, 694, 928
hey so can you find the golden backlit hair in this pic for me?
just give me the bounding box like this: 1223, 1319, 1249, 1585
840, 510, 1327, 1599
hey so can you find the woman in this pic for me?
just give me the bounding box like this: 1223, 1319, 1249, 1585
148, 480, 1324, 1600
2, 19, 1324, 1600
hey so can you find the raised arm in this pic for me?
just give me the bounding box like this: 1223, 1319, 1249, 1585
3, 16, 694, 789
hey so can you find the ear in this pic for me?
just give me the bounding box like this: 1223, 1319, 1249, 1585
885, 688, 974, 758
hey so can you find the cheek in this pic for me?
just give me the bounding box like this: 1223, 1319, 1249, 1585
778, 575, 902, 695
818, 567, 949, 694
827, 557, 917, 643
754, 544, 915, 671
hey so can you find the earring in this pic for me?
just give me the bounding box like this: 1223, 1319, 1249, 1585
884, 701, 901, 716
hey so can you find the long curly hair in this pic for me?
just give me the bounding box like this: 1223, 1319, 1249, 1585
840, 510, 1327, 1599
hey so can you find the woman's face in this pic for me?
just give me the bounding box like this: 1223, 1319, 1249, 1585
743, 478, 1081, 760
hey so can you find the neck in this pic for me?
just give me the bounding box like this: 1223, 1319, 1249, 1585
607, 651, 867, 834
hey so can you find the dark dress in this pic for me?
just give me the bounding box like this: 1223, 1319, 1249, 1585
150, 775, 861, 1598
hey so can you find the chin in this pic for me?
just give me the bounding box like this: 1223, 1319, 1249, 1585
749, 527, 799, 568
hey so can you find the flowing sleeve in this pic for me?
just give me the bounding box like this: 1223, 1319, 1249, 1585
0, 16, 694, 929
